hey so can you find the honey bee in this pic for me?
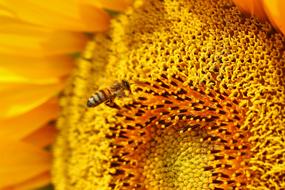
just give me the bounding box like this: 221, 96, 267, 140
87, 80, 131, 108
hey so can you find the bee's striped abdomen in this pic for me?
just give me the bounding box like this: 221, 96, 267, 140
87, 80, 131, 108
87, 88, 112, 107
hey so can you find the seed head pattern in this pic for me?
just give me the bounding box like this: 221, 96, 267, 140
53, 0, 285, 189
109, 74, 251, 189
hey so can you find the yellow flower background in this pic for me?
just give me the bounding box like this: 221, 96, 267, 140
0, 0, 130, 189
0, 0, 285, 190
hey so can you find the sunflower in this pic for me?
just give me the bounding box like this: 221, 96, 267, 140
1, 0, 285, 190
53, 0, 285, 189
0, 0, 130, 189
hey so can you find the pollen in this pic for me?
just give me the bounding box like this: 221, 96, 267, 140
53, 0, 285, 189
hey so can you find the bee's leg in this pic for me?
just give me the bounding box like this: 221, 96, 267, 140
117, 89, 131, 98
105, 99, 120, 109
116, 91, 125, 98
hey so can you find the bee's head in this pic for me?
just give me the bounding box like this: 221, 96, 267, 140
122, 80, 131, 91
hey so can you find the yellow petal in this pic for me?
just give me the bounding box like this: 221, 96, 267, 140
23, 122, 57, 148
0, 98, 59, 141
263, 0, 285, 35
0, 4, 15, 17
0, 30, 88, 56
0, 18, 88, 56
13, 171, 50, 190
233, 0, 267, 20
0, 54, 73, 83
0, 82, 63, 119
0, 141, 51, 188
1, 0, 110, 32
85, 0, 132, 12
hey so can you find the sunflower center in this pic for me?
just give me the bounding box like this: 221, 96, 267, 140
108, 74, 251, 189
143, 127, 213, 189
53, 0, 285, 189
